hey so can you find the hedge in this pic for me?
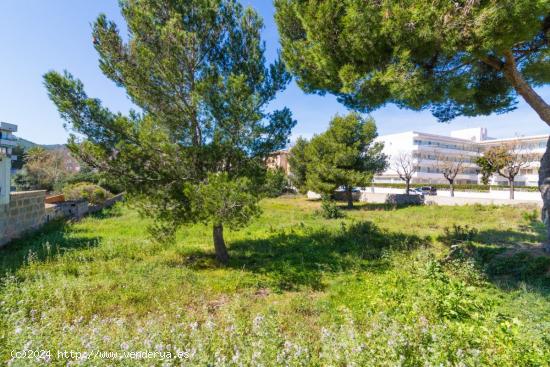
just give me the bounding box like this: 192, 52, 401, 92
63, 182, 114, 205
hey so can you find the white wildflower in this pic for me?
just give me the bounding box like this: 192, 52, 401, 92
252, 314, 264, 330
205, 319, 215, 330
283, 340, 292, 352
470, 349, 481, 357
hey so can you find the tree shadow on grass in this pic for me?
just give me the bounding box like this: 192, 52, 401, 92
0, 219, 101, 275
441, 220, 550, 293
475, 223, 546, 246
475, 246, 550, 294
185, 221, 430, 291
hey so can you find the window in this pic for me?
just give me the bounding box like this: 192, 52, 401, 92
414, 139, 474, 151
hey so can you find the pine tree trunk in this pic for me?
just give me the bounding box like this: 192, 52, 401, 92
213, 223, 229, 264
509, 179, 515, 200
502, 51, 550, 124
500, 52, 550, 248
346, 185, 353, 208
539, 137, 550, 252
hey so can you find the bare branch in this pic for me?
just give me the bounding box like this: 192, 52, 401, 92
433, 149, 467, 183
392, 151, 418, 181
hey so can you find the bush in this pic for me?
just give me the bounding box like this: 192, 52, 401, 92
62, 182, 113, 205
62, 171, 124, 194
424, 259, 490, 320
439, 225, 478, 247
318, 196, 344, 219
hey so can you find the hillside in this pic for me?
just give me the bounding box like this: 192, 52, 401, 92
14, 136, 65, 151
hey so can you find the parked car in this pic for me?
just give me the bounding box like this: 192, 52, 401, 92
411, 186, 437, 196
410, 187, 423, 195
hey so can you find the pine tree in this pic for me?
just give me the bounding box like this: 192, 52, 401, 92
288, 137, 309, 194
44, 0, 295, 263
276, 0, 550, 247
306, 113, 387, 208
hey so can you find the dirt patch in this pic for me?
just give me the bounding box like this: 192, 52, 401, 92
499, 244, 550, 258
254, 288, 271, 298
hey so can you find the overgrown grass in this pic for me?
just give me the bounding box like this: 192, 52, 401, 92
1, 197, 549, 366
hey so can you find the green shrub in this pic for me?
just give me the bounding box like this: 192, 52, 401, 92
424, 259, 490, 320
62, 171, 124, 194
522, 209, 539, 223
262, 168, 289, 198
318, 196, 344, 219
439, 225, 478, 247
62, 182, 113, 205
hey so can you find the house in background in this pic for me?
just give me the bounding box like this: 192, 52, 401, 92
266, 149, 290, 175
0, 122, 18, 204
374, 127, 548, 187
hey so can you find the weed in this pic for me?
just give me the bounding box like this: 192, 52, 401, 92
317, 196, 344, 219
439, 224, 478, 247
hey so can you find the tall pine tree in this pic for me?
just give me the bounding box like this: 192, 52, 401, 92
44, 0, 295, 263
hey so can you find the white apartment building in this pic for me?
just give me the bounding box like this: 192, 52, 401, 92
374, 127, 548, 187
0, 122, 18, 205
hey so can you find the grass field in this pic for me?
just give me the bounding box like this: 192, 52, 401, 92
1, 197, 549, 366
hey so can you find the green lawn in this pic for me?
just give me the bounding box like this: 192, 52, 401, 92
1, 197, 549, 366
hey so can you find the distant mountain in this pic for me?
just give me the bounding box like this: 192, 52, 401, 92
14, 136, 65, 151
43, 144, 66, 151
14, 137, 37, 150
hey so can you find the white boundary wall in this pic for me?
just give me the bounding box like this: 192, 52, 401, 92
365, 187, 541, 201
307, 188, 542, 205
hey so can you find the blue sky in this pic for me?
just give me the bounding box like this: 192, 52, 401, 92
1, 1, 548, 145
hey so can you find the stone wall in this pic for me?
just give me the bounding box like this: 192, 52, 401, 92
45, 200, 89, 221
88, 193, 124, 214
0, 190, 46, 247
1, 192, 125, 248
385, 194, 425, 206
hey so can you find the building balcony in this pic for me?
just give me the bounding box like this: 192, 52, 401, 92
0, 122, 17, 132
414, 157, 479, 166
414, 145, 480, 157
0, 138, 17, 147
